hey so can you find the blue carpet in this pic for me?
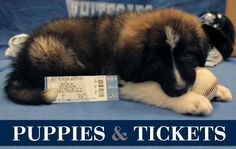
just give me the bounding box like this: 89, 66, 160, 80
0, 46, 236, 120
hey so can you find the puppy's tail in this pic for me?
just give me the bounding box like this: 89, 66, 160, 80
5, 73, 57, 105
5, 34, 75, 105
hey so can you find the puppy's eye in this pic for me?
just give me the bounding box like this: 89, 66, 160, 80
180, 51, 199, 67
180, 52, 194, 62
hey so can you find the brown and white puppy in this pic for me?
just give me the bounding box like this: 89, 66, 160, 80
5, 8, 231, 114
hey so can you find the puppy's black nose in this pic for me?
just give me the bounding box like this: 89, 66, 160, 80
174, 85, 188, 96
175, 84, 186, 90
163, 84, 188, 97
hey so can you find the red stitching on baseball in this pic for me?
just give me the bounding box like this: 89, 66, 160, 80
203, 80, 218, 97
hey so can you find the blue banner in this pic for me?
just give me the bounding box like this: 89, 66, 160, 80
0, 0, 226, 45
0, 120, 235, 146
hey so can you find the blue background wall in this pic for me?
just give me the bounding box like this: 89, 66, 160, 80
0, 0, 226, 46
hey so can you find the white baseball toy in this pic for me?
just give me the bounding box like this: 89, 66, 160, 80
192, 67, 218, 100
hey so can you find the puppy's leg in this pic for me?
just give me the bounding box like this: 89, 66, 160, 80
215, 84, 232, 101
120, 81, 213, 115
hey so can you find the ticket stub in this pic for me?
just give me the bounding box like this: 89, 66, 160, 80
44, 75, 119, 103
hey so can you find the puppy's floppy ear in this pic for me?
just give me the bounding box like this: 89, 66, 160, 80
195, 29, 209, 67
202, 24, 233, 59
197, 47, 208, 67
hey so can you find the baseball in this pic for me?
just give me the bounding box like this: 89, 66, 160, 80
192, 67, 218, 100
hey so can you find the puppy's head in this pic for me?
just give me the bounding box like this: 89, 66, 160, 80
117, 8, 209, 97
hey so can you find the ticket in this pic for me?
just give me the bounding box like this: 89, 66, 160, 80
44, 75, 119, 103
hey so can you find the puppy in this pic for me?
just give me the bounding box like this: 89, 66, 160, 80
5, 8, 231, 114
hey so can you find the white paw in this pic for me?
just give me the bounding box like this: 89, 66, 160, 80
215, 85, 232, 101
172, 92, 213, 115
119, 84, 132, 99
119, 80, 127, 86
43, 88, 58, 103
119, 82, 143, 100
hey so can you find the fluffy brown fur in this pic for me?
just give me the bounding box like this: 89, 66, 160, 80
5, 8, 209, 104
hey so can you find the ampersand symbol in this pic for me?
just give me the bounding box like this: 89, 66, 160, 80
112, 126, 128, 141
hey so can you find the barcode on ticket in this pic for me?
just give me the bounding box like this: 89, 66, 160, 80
98, 80, 104, 97
45, 75, 119, 103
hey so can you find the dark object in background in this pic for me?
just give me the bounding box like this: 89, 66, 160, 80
199, 11, 235, 59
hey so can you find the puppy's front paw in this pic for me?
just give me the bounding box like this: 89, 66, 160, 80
119, 80, 127, 87
216, 85, 232, 101
171, 92, 213, 115
43, 89, 58, 103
